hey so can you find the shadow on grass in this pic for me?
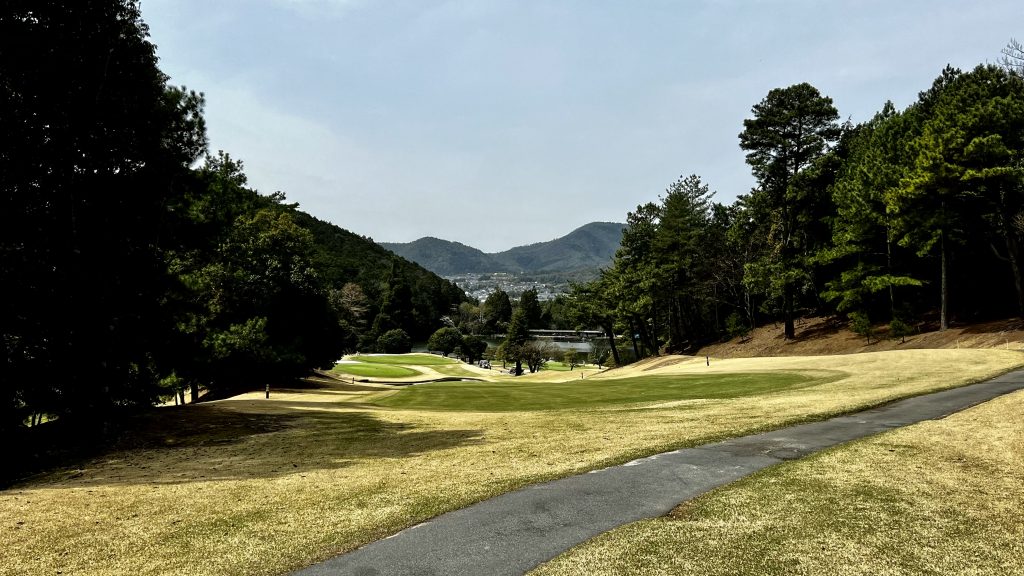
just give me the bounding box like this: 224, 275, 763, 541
11, 404, 484, 488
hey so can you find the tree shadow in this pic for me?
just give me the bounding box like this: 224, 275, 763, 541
14, 404, 485, 488
791, 316, 845, 341
960, 317, 1024, 334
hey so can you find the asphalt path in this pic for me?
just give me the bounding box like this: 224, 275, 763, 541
292, 368, 1024, 576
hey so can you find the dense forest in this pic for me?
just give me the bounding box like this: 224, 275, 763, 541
565, 43, 1024, 360
0, 2, 467, 434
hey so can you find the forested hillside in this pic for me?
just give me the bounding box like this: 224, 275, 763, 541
496, 222, 625, 273
0, 1, 466, 434
291, 213, 469, 345
380, 237, 498, 275
570, 53, 1024, 358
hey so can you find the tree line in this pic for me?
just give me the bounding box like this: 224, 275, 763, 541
568, 45, 1024, 361
1, 1, 467, 434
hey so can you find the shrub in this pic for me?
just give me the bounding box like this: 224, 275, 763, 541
427, 327, 463, 356
889, 318, 912, 343
563, 350, 579, 370
522, 341, 559, 373
462, 335, 488, 363
376, 329, 412, 353
849, 311, 874, 344
725, 312, 750, 340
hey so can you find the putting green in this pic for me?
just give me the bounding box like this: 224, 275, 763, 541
351, 353, 458, 366
331, 363, 422, 378
371, 372, 829, 411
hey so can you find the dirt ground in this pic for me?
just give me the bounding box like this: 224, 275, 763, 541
696, 316, 1024, 358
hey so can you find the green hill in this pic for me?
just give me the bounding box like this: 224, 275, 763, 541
379, 237, 502, 275
493, 222, 625, 273
290, 212, 469, 341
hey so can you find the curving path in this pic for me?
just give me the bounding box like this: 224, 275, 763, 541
291, 369, 1024, 576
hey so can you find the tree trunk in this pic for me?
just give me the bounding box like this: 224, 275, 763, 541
636, 318, 657, 356
886, 223, 896, 318
997, 196, 1024, 316
1006, 233, 1024, 317
190, 382, 199, 404
940, 228, 948, 331
604, 321, 621, 366
746, 292, 756, 330
712, 284, 720, 334
783, 283, 795, 339
669, 298, 687, 351
627, 318, 641, 360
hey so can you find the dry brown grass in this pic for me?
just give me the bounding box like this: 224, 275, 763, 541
699, 316, 1024, 358
531, 387, 1024, 576
1, 349, 1021, 576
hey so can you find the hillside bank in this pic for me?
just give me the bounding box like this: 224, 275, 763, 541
697, 316, 1024, 358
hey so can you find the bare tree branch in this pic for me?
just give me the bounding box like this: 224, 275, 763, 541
1000, 38, 1024, 73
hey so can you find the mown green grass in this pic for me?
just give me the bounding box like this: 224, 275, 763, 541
351, 353, 457, 366
371, 372, 825, 411
541, 361, 599, 372
331, 363, 421, 378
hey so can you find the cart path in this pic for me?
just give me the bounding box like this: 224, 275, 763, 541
291, 369, 1024, 576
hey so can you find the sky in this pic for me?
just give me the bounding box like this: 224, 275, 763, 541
142, 0, 1021, 252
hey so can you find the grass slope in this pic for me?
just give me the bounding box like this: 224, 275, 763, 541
330, 363, 421, 378
1, 349, 1020, 576
371, 372, 825, 411
351, 353, 457, 366
532, 389, 1024, 576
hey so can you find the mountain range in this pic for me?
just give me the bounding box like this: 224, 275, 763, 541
381, 221, 625, 276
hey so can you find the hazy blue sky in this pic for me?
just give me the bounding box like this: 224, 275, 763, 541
143, 0, 1020, 252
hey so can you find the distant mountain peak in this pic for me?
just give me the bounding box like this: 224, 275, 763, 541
381, 221, 624, 276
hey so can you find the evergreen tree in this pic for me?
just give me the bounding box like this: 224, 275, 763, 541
739, 83, 841, 338
821, 104, 922, 318
653, 174, 716, 350
1, 1, 207, 428
502, 308, 531, 375
482, 288, 513, 333
519, 287, 544, 329
888, 65, 1024, 327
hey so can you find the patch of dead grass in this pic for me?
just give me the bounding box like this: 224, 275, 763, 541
1, 349, 1021, 575
531, 387, 1024, 576
699, 315, 1024, 358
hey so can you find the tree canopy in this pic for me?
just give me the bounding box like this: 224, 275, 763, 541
570, 57, 1024, 360
1, 1, 469, 435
